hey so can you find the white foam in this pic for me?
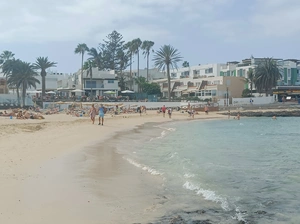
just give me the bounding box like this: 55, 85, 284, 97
157, 130, 167, 139
125, 158, 163, 176
184, 173, 195, 178
182, 181, 230, 211
231, 207, 247, 223
169, 152, 178, 159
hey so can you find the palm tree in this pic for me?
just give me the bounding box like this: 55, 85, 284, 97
247, 68, 255, 96
132, 38, 142, 77
124, 41, 135, 89
34, 57, 57, 99
153, 45, 182, 101
18, 62, 40, 106
74, 43, 89, 89
182, 61, 190, 68
141, 40, 155, 82
116, 49, 130, 91
88, 47, 102, 70
2, 59, 21, 105
254, 58, 282, 96
83, 60, 94, 99
0, 50, 15, 61
135, 76, 146, 93
0, 51, 15, 67
4, 60, 40, 106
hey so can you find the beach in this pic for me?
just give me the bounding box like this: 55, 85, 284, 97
0, 110, 226, 224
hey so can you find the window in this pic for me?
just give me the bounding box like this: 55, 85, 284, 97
108, 80, 114, 83
85, 81, 96, 88
205, 68, 213, 74
193, 70, 200, 75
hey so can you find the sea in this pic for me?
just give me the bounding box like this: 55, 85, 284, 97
115, 117, 300, 224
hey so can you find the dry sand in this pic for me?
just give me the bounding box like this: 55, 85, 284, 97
0, 110, 226, 224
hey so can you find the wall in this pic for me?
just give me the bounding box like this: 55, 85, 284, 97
103, 79, 118, 90
232, 96, 275, 106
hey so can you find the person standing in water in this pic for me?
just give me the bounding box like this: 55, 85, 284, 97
237, 112, 240, 120
89, 104, 97, 124
98, 104, 105, 125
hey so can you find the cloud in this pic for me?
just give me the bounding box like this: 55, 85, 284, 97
250, 0, 300, 37
0, 0, 237, 43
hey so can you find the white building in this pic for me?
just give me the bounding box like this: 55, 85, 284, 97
79, 68, 119, 97
170, 63, 224, 79
27, 72, 73, 91
123, 68, 166, 92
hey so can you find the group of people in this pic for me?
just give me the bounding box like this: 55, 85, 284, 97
0, 109, 45, 120
160, 105, 173, 118
89, 104, 107, 125
89, 104, 106, 125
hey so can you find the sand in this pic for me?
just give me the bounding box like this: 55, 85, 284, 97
0, 110, 226, 224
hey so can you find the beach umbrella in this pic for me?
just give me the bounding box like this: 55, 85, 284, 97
121, 90, 134, 94
46, 91, 56, 94
71, 89, 85, 93
103, 91, 115, 94
27, 90, 42, 94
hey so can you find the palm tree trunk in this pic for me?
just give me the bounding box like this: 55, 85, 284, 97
42, 75, 46, 96
22, 82, 26, 107
130, 53, 132, 90
81, 53, 84, 90
137, 50, 139, 77
16, 87, 20, 106
146, 53, 149, 82
250, 83, 253, 96
167, 64, 171, 101
41, 74, 46, 105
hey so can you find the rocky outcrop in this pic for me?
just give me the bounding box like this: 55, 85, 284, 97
219, 110, 300, 117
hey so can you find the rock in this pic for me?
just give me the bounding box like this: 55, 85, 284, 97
219, 110, 300, 117
255, 210, 267, 215
185, 210, 206, 214
191, 220, 211, 224
169, 215, 186, 224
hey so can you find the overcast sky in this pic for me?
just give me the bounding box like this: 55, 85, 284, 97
0, 0, 299, 73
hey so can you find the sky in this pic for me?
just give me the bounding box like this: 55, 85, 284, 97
0, 0, 299, 73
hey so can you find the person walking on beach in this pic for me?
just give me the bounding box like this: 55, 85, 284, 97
168, 108, 172, 118
89, 104, 97, 124
162, 105, 166, 117
98, 104, 105, 125
204, 105, 209, 115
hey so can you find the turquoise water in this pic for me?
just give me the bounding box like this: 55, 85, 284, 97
119, 118, 300, 223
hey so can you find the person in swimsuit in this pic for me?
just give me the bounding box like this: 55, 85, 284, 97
162, 105, 166, 117
89, 104, 97, 124
98, 104, 105, 125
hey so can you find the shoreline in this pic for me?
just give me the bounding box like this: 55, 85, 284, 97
0, 110, 227, 223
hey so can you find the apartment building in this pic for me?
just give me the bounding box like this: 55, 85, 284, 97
122, 68, 166, 92
153, 76, 245, 104
170, 63, 224, 79
80, 68, 118, 96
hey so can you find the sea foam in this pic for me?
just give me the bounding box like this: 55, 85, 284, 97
125, 158, 163, 176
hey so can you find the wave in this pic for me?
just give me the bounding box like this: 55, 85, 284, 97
125, 157, 163, 176
149, 126, 176, 141
182, 181, 246, 222
183, 173, 195, 178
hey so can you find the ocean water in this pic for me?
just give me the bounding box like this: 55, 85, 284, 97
116, 118, 300, 223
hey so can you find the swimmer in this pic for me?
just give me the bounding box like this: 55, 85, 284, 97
272, 116, 277, 120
